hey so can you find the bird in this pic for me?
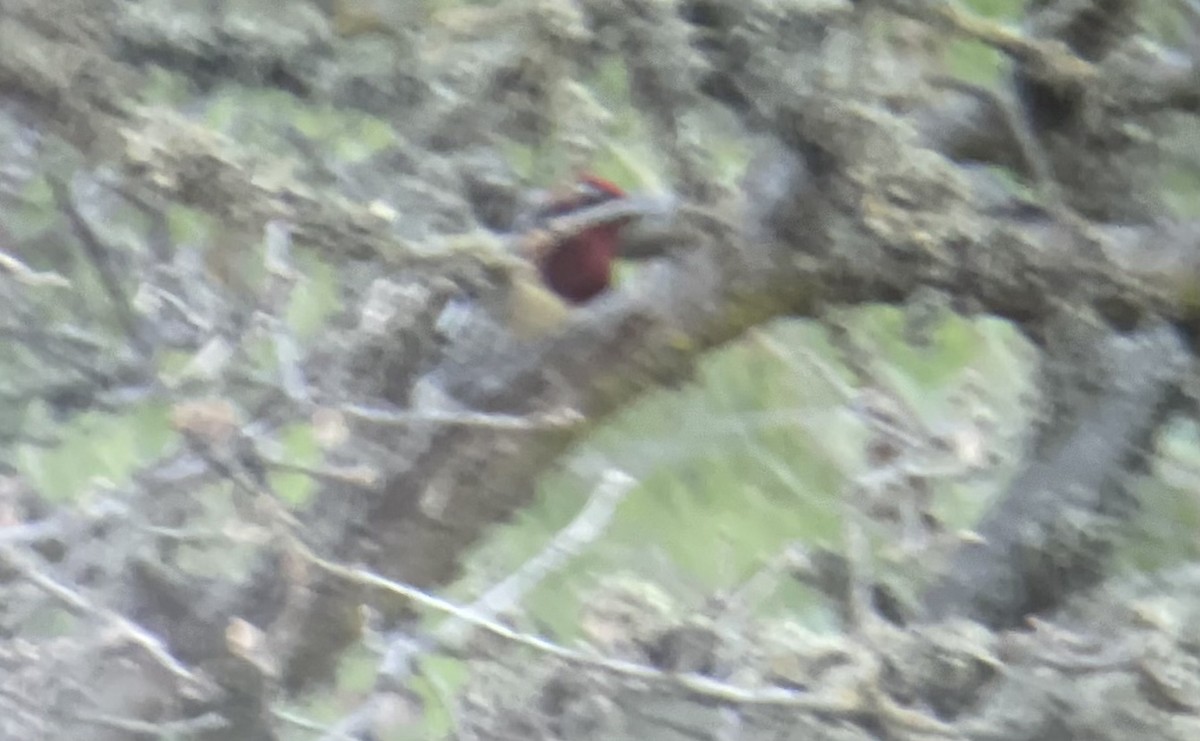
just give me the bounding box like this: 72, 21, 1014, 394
519, 175, 634, 304
494, 173, 678, 338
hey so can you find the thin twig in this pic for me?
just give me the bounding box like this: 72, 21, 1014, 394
69, 711, 227, 737
47, 176, 153, 356
260, 457, 381, 489
311, 471, 636, 740
0, 249, 71, 287
261, 220, 310, 402
272, 708, 340, 735
314, 698, 384, 741
750, 328, 856, 401
0, 315, 120, 387
887, 0, 1096, 84
0, 545, 208, 691
341, 402, 582, 430
297, 537, 863, 713
440, 469, 635, 646
927, 76, 1066, 209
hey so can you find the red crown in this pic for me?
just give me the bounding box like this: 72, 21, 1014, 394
575, 174, 626, 201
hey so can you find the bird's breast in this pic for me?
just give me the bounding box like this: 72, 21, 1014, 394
539, 226, 621, 304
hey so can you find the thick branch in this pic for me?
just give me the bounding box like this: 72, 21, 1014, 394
922, 323, 1189, 626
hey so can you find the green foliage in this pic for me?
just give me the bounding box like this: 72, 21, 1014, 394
244, 334, 281, 377
19, 607, 77, 639
460, 309, 1032, 643
962, 0, 1022, 18
943, 39, 1005, 85
141, 66, 193, 106
16, 401, 174, 503
282, 644, 379, 728
501, 55, 678, 191
1163, 152, 1200, 217
269, 422, 321, 507
286, 252, 342, 341
1142, 2, 1195, 46
335, 644, 379, 696
941, 0, 1019, 85
157, 348, 197, 380
205, 86, 398, 164
288, 644, 466, 739
292, 101, 399, 163
1127, 419, 1200, 570
166, 203, 213, 246
411, 653, 470, 736
500, 140, 539, 183
8, 176, 56, 241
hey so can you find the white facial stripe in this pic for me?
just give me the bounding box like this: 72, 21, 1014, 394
575, 181, 619, 205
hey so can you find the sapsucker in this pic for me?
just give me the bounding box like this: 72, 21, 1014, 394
517, 175, 632, 304
416, 175, 673, 409
488, 173, 681, 338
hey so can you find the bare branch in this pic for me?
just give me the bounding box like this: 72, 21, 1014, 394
298, 531, 862, 714
444, 469, 635, 644
0, 545, 209, 692
47, 176, 151, 356
883, 0, 1097, 84
67, 711, 228, 737
0, 249, 70, 288
340, 402, 583, 431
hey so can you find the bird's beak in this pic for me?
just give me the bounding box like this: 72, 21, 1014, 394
611, 192, 682, 260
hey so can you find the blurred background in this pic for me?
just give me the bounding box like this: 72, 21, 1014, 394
5, 0, 1200, 738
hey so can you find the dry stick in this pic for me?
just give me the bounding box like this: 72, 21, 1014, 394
839, 516, 964, 739
892, 0, 1096, 84
752, 331, 947, 509
927, 76, 1066, 210
0, 319, 110, 352
841, 510, 878, 635
259, 219, 310, 402
0, 314, 121, 389
751, 329, 856, 403
0, 520, 64, 547
0, 545, 208, 691
341, 402, 582, 430
67, 711, 227, 737
0, 249, 71, 287
0, 692, 45, 738
439, 468, 636, 646
297, 535, 862, 716
314, 470, 638, 741
259, 456, 381, 489
47, 177, 153, 357
272, 708, 338, 735
141, 284, 215, 332
824, 318, 931, 436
